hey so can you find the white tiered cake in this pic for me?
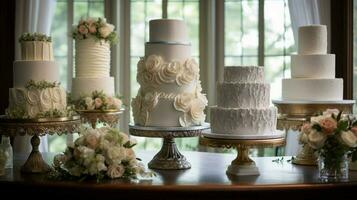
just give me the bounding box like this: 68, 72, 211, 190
132, 19, 207, 127
282, 25, 343, 101
210, 66, 277, 135
6, 33, 67, 118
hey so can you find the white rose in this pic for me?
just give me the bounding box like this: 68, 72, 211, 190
94, 98, 103, 109
99, 24, 114, 38
119, 132, 130, 145
323, 109, 340, 117
159, 62, 181, 83
107, 164, 125, 179
176, 59, 199, 86
340, 130, 357, 147
307, 130, 327, 149
145, 55, 162, 73
53, 154, 66, 167
125, 148, 136, 161
113, 98, 122, 109
106, 146, 126, 165
310, 115, 325, 124
84, 97, 94, 110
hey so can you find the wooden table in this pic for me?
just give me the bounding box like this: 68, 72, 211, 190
1, 151, 356, 200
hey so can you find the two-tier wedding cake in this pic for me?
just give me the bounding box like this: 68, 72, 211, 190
71, 18, 122, 111
282, 25, 343, 101
132, 19, 207, 127
210, 66, 277, 135
6, 33, 67, 118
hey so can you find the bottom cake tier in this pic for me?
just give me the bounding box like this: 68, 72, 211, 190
210, 107, 277, 135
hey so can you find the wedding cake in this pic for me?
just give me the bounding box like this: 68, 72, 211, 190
282, 25, 343, 101
6, 33, 67, 118
71, 18, 122, 110
210, 66, 277, 135
131, 19, 207, 127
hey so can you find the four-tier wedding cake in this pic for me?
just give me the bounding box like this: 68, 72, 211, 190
131, 19, 208, 127
282, 25, 343, 101
210, 67, 277, 135
6, 33, 67, 118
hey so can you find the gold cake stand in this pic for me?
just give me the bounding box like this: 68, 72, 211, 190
0, 115, 81, 173
200, 131, 285, 176
273, 99, 355, 166
76, 108, 124, 128
129, 124, 210, 170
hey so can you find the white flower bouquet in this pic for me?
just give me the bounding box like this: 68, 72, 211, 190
70, 90, 122, 111
53, 127, 151, 180
72, 17, 117, 44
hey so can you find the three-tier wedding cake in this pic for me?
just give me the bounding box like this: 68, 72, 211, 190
282, 25, 343, 101
6, 33, 67, 118
132, 19, 207, 127
210, 66, 277, 135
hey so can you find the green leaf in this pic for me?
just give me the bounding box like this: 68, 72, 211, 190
337, 120, 349, 131
336, 111, 342, 122
312, 124, 322, 132
352, 120, 357, 127
123, 141, 136, 148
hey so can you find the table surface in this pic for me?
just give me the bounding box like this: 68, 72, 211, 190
1, 151, 357, 199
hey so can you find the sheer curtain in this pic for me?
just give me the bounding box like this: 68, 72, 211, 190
13, 0, 56, 154
285, 0, 328, 156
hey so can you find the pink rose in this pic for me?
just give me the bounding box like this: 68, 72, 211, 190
351, 127, 357, 136
94, 98, 103, 109
301, 123, 311, 135
319, 117, 337, 135
78, 25, 88, 35
88, 24, 97, 33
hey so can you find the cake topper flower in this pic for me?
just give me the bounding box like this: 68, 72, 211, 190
72, 17, 117, 45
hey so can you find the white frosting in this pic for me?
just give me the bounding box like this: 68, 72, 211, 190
224, 66, 264, 83
149, 19, 189, 43
75, 36, 110, 78
298, 25, 327, 55
8, 87, 67, 118
13, 61, 59, 87
210, 107, 277, 135
132, 55, 207, 127
145, 43, 191, 62
21, 41, 53, 61
291, 54, 335, 78
217, 83, 270, 109
282, 78, 343, 101
71, 77, 115, 99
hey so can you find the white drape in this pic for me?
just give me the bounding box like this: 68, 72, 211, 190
14, 0, 56, 154
285, 0, 329, 156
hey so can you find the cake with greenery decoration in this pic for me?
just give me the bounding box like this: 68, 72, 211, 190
71, 18, 121, 111
5, 33, 70, 119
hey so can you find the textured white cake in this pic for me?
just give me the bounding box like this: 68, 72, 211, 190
282, 25, 343, 101
7, 35, 67, 118
211, 67, 277, 135
132, 19, 208, 127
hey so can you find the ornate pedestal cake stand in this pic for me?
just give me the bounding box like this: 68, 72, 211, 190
273, 99, 355, 166
76, 108, 124, 128
201, 131, 285, 176
0, 115, 81, 173
129, 124, 209, 170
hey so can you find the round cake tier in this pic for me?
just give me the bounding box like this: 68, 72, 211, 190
13, 61, 59, 87
149, 19, 189, 43
71, 77, 115, 99
145, 43, 191, 62
75, 37, 110, 78
132, 91, 207, 127
21, 41, 53, 61
8, 87, 67, 118
291, 54, 335, 78
298, 25, 327, 55
217, 82, 270, 109
282, 78, 343, 101
210, 107, 277, 135
224, 66, 264, 83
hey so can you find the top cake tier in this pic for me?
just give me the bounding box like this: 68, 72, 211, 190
149, 19, 189, 43
298, 25, 327, 55
21, 41, 53, 61
224, 66, 264, 83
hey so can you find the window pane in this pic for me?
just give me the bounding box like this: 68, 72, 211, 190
265, 56, 291, 100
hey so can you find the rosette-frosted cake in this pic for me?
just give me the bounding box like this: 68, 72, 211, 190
132, 19, 207, 127
6, 33, 67, 118
210, 66, 277, 135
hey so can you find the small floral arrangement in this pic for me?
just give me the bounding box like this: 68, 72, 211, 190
72, 17, 117, 44
71, 90, 122, 111
19, 32, 51, 42
52, 127, 152, 180
25, 80, 60, 90
300, 109, 357, 178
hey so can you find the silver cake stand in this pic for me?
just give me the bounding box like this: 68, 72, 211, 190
129, 123, 210, 170
200, 130, 286, 176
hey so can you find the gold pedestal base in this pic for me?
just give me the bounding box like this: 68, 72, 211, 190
76, 109, 124, 129
21, 135, 51, 173
292, 144, 317, 165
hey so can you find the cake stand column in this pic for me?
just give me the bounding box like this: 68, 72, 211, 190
21, 135, 51, 173
227, 144, 259, 176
